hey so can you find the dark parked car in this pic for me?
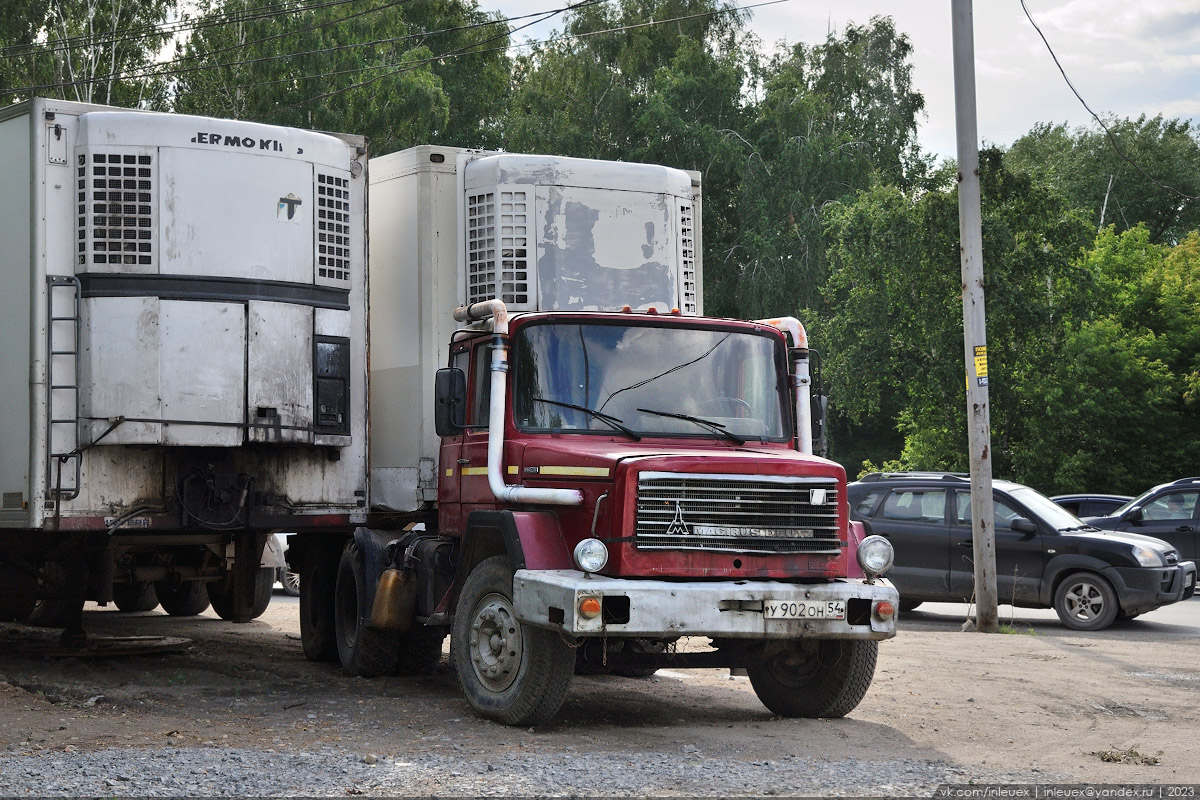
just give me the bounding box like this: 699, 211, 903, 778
1051, 493, 1133, 518
847, 472, 1196, 630
1082, 478, 1200, 564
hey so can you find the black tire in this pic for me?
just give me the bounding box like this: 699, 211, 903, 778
208, 567, 274, 621
1053, 571, 1119, 631
334, 540, 400, 677
392, 627, 448, 676
899, 600, 922, 613
451, 555, 576, 726
280, 569, 300, 597
112, 581, 159, 612
27, 562, 82, 628
0, 593, 35, 623
300, 548, 338, 662
746, 639, 878, 719
155, 580, 211, 617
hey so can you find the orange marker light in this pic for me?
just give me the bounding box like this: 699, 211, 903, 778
874, 601, 895, 621
579, 596, 602, 619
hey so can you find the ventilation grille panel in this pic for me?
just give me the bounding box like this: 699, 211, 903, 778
316, 171, 352, 285
679, 202, 697, 315
467, 190, 529, 306
78, 152, 154, 269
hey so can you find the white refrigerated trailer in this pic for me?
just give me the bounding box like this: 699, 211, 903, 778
0, 98, 368, 632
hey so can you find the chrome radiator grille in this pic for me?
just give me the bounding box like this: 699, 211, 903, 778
634, 472, 843, 554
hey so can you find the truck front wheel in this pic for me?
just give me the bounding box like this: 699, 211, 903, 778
451, 555, 576, 726
746, 639, 878, 719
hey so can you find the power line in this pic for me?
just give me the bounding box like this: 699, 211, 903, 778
0, 0, 377, 59
264, 0, 779, 116
1019, 0, 1198, 202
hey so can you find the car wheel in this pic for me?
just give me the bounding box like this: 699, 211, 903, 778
1053, 572, 1119, 631
280, 568, 300, 597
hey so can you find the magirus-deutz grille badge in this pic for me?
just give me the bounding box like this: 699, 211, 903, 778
665, 501, 690, 536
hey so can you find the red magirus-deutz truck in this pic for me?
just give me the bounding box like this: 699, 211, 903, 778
291, 146, 899, 726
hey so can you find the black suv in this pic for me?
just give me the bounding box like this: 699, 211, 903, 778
1082, 478, 1199, 564
847, 472, 1197, 631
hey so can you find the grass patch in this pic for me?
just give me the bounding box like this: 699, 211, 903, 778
998, 623, 1040, 636
1090, 747, 1161, 765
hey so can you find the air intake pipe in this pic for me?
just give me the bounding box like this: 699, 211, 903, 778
452, 300, 584, 506
756, 316, 813, 455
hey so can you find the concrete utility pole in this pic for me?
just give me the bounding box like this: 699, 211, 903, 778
951, 0, 999, 633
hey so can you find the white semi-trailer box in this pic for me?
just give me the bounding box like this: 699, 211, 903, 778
367, 145, 701, 514
0, 98, 367, 621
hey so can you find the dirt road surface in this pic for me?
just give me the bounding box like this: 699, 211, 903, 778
1, 594, 1197, 796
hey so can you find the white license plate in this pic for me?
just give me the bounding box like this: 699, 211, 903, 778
1186, 573, 1195, 588
762, 600, 846, 620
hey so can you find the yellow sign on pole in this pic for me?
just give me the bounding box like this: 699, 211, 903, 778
973, 345, 988, 386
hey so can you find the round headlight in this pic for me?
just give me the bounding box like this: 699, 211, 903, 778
573, 538, 609, 573
856, 534, 894, 578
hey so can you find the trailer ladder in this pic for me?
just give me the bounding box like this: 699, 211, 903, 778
46, 275, 82, 501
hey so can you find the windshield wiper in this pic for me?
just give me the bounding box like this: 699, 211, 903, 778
636, 408, 745, 445
533, 398, 641, 440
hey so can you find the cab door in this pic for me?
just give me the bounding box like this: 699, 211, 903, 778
459, 339, 498, 516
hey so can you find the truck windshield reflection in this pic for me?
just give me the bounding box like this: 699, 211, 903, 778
513, 322, 787, 442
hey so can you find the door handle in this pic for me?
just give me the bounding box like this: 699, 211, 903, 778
1178, 525, 1195, 532
956, 541, 973, 548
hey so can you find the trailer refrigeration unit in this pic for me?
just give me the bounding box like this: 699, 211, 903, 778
293, 145, 899, 726
0, 98, 368, 633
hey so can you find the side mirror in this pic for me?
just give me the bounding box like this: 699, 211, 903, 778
1125, 507, 1143, 523
1010, 517, 1038, 535
434, 368, 467, 437
811, 393, 829, 458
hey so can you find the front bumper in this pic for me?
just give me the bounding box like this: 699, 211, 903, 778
512, 570, 898, 640
1107, 560, 1196, 616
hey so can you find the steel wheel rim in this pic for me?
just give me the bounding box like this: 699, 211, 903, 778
1064, 580, 1105, 621
467, 592, 523, 692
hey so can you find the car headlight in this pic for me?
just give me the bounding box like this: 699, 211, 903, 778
1131, 545, 1165, 568
856, 534, 894, 578
573, 538, 609, 573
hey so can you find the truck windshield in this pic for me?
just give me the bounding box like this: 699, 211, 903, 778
512, 321, 789, 442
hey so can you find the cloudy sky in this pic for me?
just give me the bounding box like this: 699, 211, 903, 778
485, 0, 1200, 162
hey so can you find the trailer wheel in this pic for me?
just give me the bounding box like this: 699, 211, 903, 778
746, 639, 877, 719
112, 582, 159, 612
451, 555, 576, 726
27, 562, 82, 628
208, 567, 274, 621
393, 628, 447, 676
155, 580, 211, 616
334, 539, 399, 677
300, 548, 338, 662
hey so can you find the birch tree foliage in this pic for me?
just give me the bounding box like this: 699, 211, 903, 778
0, 0, 175, 106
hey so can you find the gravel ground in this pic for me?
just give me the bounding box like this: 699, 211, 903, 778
0, 743, 1041, 797
1, 595, 1198, 796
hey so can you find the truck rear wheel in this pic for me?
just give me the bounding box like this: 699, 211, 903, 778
155, 580, 211, 616
746, 639, 877, 719
334, 539, 400, 677
451, 555, 576, 726
300, 548, 338, 662
112, 581, 159, 612
208, 567, 274, 621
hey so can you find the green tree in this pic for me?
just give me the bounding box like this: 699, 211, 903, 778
822, 149, 1096, 481
171, 0, 510, 153
1, 0, 175, 106
1006, 117, 1200, 245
